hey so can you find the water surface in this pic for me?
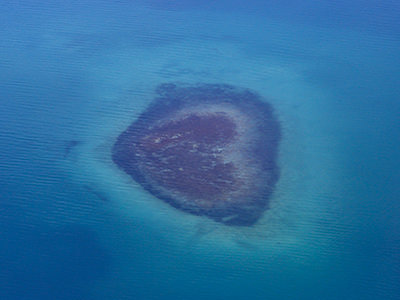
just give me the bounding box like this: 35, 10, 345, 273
1, 1, 399, 299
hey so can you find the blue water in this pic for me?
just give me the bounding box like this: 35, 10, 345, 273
1, 1, 399, 299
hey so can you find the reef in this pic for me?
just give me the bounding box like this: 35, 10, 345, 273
112, 83, 281, 226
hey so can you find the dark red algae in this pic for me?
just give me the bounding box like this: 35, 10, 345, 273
112, 84, 281, 226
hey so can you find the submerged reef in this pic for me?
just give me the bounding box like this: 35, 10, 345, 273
112, 83, 281, 226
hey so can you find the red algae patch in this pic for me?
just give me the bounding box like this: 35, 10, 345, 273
112, 84, 281, 226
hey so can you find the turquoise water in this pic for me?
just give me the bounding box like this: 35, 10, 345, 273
1, 1, 399, 299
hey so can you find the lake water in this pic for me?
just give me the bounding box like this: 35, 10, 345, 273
1, 1, 399, 299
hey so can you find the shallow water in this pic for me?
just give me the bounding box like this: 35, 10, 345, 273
1, 1, 399, 299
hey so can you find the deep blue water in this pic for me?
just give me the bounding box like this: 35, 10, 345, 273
1, 1, 399, 299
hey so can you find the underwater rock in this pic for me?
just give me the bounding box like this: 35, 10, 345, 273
112, 83, 281, 225
63, 140, 81, 158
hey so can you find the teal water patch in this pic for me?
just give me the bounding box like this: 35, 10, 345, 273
65, 27, 347, 299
